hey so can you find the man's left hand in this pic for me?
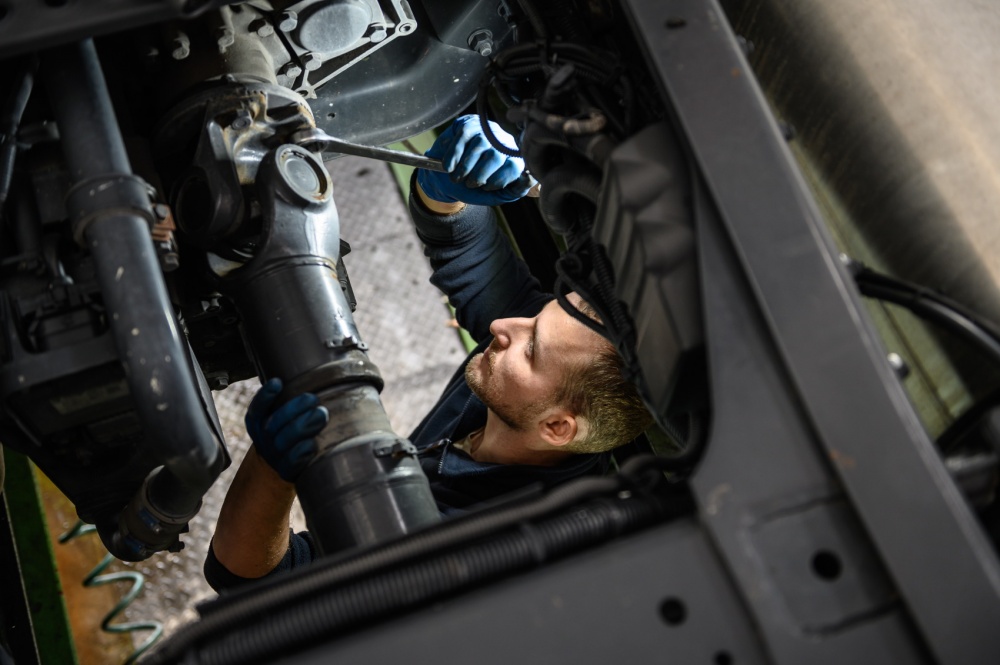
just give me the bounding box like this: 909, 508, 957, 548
245, 378, 329, 483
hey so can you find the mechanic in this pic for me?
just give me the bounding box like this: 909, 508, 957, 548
204, 115, 652, 592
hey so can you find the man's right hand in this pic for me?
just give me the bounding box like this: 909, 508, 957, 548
417, 114, 535, 209
245, 378, 329, 483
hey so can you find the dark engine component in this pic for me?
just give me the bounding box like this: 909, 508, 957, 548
0, 39, 227, 561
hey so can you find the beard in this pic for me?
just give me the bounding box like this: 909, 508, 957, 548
464, 348, 535, 431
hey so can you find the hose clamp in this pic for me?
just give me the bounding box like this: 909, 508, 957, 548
65, 173, 156, 246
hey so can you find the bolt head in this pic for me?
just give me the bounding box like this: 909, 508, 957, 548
302, 53, 323, 71
278, 10, 298, 32
468, 30, 494, 58
248, 18, 274, 37
231, 110, 253, 130
280, 62, 303, 78
216, 26, 235, 49
302, 53, 323, 72
161, 253, 180, 272
171, 40, 190, 60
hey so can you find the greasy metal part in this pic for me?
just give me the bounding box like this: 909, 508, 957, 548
291, 127, 447, 171
294, 0, 417, 93
41, 39, 223, 561
154, 82, 317, 247
622, 0, 1000, 662
220, 143, 439, 555
721, 0, 1000, 406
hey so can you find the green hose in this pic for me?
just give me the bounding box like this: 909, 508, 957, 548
58, 520, 164, 665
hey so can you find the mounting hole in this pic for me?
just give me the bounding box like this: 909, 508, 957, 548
714, 652, 734, 665
327, 112, 337, 120
659, 597, 686, 626
811, 550, 843, 581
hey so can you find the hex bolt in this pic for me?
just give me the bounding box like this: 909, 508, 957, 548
231, 109, 253, 130
170, 31, 191, 60
277, 10, 298, 32
468, 29, 494, 57
248, 17, 274, 37
206, 371, 230, 391
302, 52, 323, 71
216, 26, 235, 51
887, 352, 910, 380
160, 252, 180, 272
366, 23, 388, 43
279, 61, 303, 79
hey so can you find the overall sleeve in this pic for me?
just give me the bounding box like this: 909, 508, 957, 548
408, 177, 551, 343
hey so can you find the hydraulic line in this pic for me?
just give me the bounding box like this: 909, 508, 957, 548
58, 521, 163, 665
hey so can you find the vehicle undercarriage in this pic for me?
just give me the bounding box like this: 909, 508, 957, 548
1, 0, 999, 663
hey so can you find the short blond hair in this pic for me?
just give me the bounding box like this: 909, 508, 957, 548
554, 300, 652, 453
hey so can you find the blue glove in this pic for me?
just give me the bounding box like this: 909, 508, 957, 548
417, 114, 535, 207
245, 378, 329, 482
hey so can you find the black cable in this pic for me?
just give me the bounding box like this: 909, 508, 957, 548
514, 0, 548, 41
0, 57, 36, 220
476, 77, 522, 157
852, 263, 1000, 367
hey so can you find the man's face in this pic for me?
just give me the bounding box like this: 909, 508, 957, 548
465, 293, 604, 431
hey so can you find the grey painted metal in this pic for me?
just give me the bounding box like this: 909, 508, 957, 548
694, 192, 929, 663
281, 518, 771, 665
621, 0, 1000, 662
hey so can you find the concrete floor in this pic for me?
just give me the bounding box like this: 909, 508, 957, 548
112, 155, 466, 647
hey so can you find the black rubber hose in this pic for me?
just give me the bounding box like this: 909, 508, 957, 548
514, 0, 548, 41
42, 40, 220, 546
183, 491, 684, 665
543, 0, 590, 42
853, 264, 1000, 367
0, 57, 34, 219
477, 78, 522, 157
538, 165, 601, 235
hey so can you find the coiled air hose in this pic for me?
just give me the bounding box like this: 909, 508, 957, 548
58, 521, 163, 665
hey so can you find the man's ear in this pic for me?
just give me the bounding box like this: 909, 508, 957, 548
537, 409, 578, 448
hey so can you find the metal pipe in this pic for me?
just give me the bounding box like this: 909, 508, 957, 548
42, 39, 222, 559
224, 144, 440, 555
